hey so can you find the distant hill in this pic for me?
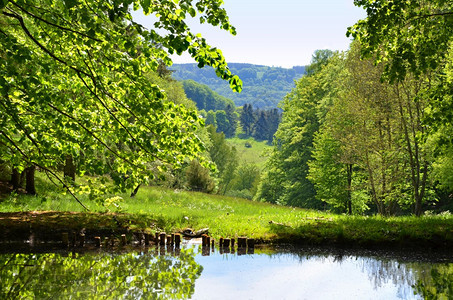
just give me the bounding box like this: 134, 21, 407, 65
182, 80, 235, 111
171, 63, 305, 109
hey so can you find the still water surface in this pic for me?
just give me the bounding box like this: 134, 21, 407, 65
1, 243, 451, 299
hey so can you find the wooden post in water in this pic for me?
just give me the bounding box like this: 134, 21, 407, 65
206, 236, 211, 247
159, 233, 166, 246
219, 237, 224, 248
104, 237, 109, 247
223, 238, 230, 249
166, 235, 171, 246
62, 232, 69, 247
174, 233, 181, 248
144, 233, 150, 246
94, 236, 101, 248
238, 237, 247, 248
201, 234, 207, 247
247, 238, 255, 254
171, 233, 175, 246
121, 234, 127, 246
155, 232, 159, 243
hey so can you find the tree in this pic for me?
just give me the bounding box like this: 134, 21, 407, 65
255, 53, 341, 208
347, 0, 453, 83
231, 163, 260, 192
224, 104, 238, 138
305, 50, 335, 76
308, 130, 354, 214
0, 0, 242, 205
240, 103, 255, 136
206, 125, 238, 194
214, 110, 230, 135
252, 110, 269, 141
185, 159, 215, 193
265, 108, 281, 143
347, 3, 443, 215
205, 110, 217, 127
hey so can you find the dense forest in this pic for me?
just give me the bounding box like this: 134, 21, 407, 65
257, 40, 453, 216
171, 63, 305, 108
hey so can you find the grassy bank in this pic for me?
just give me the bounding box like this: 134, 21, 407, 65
1, 183, 453, 249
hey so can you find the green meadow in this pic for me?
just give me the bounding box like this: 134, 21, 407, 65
226, 137, 272, 169
2, 174, 453, 249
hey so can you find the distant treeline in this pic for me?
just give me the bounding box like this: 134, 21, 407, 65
181, 79, 281, 142
172, 63, 305, 109
200, 103, 281, 143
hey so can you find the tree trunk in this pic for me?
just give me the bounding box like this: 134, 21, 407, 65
63, 155, 76, 183
25, 166, 36, 195
11, 168, 21, 191
130, 184, 141, 197
347, 164, 353, 215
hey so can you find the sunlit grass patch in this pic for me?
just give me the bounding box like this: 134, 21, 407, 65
1, 176, 453, 248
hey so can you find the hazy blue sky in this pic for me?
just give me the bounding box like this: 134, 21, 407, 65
133, 0, 366, 68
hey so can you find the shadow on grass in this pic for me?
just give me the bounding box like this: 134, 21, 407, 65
268, 216, 453, 249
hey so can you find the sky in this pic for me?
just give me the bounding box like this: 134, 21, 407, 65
132, 0, 367, 68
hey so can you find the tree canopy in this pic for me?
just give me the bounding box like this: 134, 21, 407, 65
0, 0, 242, 203
347, 0, 453, 82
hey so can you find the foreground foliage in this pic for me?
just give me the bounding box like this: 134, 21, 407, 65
0, 0, 241, 204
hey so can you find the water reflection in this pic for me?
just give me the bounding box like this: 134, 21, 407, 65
0, 248, 201, 299
193, 247, 453, 300
1, 245, 452, 299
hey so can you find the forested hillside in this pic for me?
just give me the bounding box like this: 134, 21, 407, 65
182, 80, 235, 111
171, 63, 305, 108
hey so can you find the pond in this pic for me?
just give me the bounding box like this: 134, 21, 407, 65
0, 242, 452, 299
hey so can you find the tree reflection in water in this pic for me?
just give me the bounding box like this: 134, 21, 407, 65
414, 265, 453, 299
0, 248, 202, 299
265, 247, 453, 299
